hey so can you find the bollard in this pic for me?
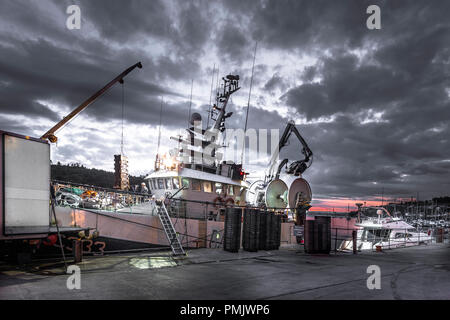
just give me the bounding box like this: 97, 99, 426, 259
73, 240, 83, 263
352, 230, 357, 254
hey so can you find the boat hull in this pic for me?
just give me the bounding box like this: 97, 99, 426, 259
52, 206, 298, 253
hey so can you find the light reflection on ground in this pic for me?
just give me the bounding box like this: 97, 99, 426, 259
129, 257, 177, 269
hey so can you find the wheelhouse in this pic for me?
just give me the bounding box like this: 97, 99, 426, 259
144, 167, 248, 220
147, 176, 242, 198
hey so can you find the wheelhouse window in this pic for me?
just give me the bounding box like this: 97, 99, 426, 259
192, 179, 201, 191
203, 181, 212, 193
364, 229, 390, 242
395, 233, 412, 239
165, 178, 171, 189
227, 185, 234, 196
181, 177, 190, 189
157, 178, 164, 189
151, 179, 157, 189
172, 177, 180, 189
215, 183, 223, 195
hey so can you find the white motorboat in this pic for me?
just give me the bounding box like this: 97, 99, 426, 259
340, 207, 432, 251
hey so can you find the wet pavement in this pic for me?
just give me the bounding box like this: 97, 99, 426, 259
0, 243, 449, 300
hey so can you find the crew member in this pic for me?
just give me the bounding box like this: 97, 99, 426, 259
139, 182, 149, 194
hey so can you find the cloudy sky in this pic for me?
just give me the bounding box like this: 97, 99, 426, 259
1, 0, 449, 210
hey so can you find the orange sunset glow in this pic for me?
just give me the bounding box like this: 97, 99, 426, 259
309, 197, 411, 212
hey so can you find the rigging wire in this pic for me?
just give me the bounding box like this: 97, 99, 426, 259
240, 41, 258, 165
207, 64, 216, 128
187, 79, 193, 127
157, 96, 163, 156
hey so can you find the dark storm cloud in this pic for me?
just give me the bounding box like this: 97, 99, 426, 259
239, 0, 450, 199
0, 0, 206, 134
263, 74, 287, 93
281, 113, 450, 199
0, 36, 180, 126
0, 0, 449, 200
246, 0, 370, 53
76, 0, 214, 58
215, 22, 250, 62
77, 0, 172, 43
300, 66, 317, 82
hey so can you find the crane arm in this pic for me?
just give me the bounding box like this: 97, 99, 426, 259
266, 120, 313, 182
41, 62, 143, 142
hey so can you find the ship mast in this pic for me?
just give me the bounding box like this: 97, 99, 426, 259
166, 74, 241, 172
207, 75, 240, 157
211, 75, 240, 131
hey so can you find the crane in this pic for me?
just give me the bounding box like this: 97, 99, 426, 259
41, 62, 143, 143
264, 120, 313, 184
246, 120, 313, 210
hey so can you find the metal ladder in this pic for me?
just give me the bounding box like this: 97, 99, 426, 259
157, 201, 185, 256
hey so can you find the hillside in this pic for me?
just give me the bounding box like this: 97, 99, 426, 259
51, 162, 145, 189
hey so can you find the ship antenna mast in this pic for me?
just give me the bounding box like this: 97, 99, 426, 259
215, 66, 220, 102
240, 41, 258, 165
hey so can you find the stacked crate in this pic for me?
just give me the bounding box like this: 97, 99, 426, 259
304, 216, 331, 254
243, 208, 260, 252
274, 214, 282, 250
223, 207, 242, 252
259, 211, 281, 250
258, 210, 267, 250
225, 208, 282, 253
265, 212, 274, 250
113, 154, 129, 190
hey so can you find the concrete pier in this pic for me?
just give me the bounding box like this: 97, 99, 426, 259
0, 243, 449, 300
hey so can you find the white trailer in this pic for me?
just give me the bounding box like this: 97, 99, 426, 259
0, 131, 51, 239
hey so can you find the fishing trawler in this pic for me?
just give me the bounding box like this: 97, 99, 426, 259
48, 71, 317, 253
0, 62, 307, 261
145, 74, 249, 221
49, 74, 274, 253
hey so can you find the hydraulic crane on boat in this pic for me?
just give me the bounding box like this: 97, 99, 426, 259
246, 120, 313, 216
264, 120, 313, 184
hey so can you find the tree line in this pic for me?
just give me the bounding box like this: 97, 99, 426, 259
51, 162, 145, 189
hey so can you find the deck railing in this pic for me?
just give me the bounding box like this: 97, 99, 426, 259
52, 180, 153, 212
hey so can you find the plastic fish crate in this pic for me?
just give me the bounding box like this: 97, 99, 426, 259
304, 217, 331, 254
224, 207, 242, 252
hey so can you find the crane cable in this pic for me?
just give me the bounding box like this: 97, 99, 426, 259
121, 82, 125, 155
